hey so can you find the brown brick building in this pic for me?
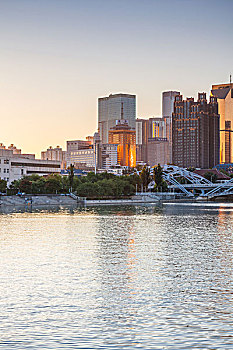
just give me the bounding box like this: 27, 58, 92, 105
172, 93, 220, 169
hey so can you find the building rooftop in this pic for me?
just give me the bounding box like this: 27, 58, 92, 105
211, 87, 230, 99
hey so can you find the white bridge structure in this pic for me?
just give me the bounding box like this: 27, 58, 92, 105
152, 165, 233, 199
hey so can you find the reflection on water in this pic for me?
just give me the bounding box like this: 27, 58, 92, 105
0, 203, 233, 349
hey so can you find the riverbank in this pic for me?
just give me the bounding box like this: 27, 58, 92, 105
0, 194, 77, 207
0, 194, 218, 208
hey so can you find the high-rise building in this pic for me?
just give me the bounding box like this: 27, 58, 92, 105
136, 118, 149, 164
172, 93, 220, 169
147, 138, 169, 167
136, 117, 169, 164
211, 83, 233, 163
109, 119, 136, 167
162, 91, 180, 163
98, 93, 136, 144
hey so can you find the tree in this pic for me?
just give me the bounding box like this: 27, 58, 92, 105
68, 164, 74, 191
45, 174, 62, 194
76, 182, 100, 198
19, 178, 32, 193
0, 179, 7, 193
204, 172, 218, 183
140, 165, 151, 192
153, 164, 167, 192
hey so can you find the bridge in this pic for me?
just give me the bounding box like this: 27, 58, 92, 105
150, 165, 233, 199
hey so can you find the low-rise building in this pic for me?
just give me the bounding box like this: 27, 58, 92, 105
0, 148, 61, 186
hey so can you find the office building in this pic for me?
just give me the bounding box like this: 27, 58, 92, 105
147, 138, 169, 166
109, 119, 136, 167
100, 144, 118, 169
172, 93, 220, 169
66, 138, 92, 166
136, 118, 149, 164
136, 117, 169, 164
98, 93, 136, 144
67, 148, 95, 169
211, 83, 233, 163
162, 91, 180, 163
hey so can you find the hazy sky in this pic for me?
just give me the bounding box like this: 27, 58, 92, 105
0, 0, 232, 156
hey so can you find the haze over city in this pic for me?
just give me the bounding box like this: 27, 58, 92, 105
0, 0, 232, 156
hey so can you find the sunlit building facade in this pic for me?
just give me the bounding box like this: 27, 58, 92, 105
109, 120, 136, 167
211, 83, 233, 163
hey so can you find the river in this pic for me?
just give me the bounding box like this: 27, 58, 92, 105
0, 203, 233, 349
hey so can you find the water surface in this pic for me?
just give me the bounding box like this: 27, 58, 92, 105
0, 203, 233, 349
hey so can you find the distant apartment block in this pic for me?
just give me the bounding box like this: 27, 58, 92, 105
98, 93, 136, 144
211, 83, 233, 163
41, 146, 66, 169
172, 93, 220, 169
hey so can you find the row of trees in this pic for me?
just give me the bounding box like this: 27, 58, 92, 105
7, 172, 138, 198
2, 164, 166, 198
3, 165, 231, 197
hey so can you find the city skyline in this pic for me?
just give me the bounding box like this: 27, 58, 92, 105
0, 0, 232, 156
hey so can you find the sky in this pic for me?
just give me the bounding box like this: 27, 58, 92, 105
0, 0, 233, 156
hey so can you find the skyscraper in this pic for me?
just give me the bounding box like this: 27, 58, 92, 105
211, 83, 233, 163
162, 91, 180, 163
136, 118, 149, 164
172, 93, 220, 169
109, 104, 136, 169
98, 93, 136, 144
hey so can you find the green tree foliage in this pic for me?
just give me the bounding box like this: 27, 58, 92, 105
9, 172, 140, 198
45, 174, 62, 193
140, 165, 151, 191
0, 179, 7, 193
153, 164, 167, 192
19, 178, 32, 193
204, 172, 218, 183
68, 164, 74, 190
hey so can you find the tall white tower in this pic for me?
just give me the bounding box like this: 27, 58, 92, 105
162, 91, 180, 163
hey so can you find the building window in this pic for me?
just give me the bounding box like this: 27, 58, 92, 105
4, 159, 9, 164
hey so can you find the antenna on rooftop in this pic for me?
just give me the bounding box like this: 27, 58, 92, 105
230, 74, 232, 85
121, 102, 124, 120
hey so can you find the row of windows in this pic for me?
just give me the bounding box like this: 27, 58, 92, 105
0, 176, 9, 182
0, 168, 9, 173
0, 159, 10, 164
